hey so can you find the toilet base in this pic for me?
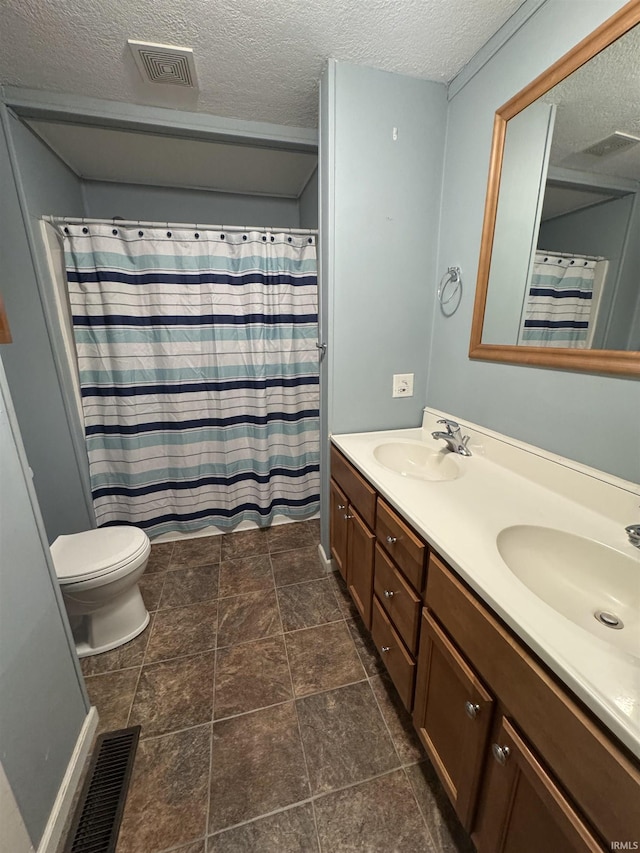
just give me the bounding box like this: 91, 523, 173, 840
72, 584, 150, 658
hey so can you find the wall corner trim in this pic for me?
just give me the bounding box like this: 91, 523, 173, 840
447, 0, 550, 100
36, 707, 99, 853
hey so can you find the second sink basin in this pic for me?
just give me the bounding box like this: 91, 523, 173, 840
373, 441, 461, 482
497, 525, 639, 658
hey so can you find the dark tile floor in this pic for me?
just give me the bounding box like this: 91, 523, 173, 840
82, 519, 475, 853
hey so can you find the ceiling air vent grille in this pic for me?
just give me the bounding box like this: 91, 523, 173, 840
581, 131, 640, 157
128, 40, 197, 87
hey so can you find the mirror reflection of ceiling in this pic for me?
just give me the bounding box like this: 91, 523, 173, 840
542, 23, 640, 179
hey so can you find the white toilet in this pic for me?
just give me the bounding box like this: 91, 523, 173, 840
51, 526, 152, 658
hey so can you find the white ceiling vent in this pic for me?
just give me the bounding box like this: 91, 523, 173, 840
128, 40, 197, 87
581, 131, 640, 157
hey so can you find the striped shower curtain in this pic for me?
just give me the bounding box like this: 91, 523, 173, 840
62, 223, 319, 537
518, 252, 597, 348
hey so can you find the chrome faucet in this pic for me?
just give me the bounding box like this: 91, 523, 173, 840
431, 419, 472, 456
626, 524, 640, 549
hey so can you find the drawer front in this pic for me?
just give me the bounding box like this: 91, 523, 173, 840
374, 544, 421, 653
330, 445, 376, 529
371, 596, 416, 712
425, 553, 640, 846
376, 498, 426, 591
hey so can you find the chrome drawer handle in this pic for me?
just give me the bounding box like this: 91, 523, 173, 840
380, 645, 391, 653
492, 744, 511, 766
344, 513, 353, 520
464, 701, 480, 719
386, 535, 397, 544
383, 589, 395, 599
337, 503, 346, 510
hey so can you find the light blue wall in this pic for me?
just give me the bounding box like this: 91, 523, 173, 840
325, 61, 447, 436
299, 168, 319, 228
539, 194, 634, 350
83, 179, 301, 227
428, 0, 640, 483
0, 357, 87, 848
0, 110, 93, 540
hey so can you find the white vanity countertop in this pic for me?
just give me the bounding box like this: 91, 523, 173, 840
332, 409, 640, 759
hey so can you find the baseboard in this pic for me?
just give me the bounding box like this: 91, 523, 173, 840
317, 543, 334, 573
37, 706, 99, 853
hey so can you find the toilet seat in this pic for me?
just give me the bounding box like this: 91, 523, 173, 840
51, 527, 150, 584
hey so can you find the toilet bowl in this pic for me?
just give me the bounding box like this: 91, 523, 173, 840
51, 526, 151, 658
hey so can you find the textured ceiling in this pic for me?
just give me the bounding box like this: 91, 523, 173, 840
0, 0, 524, 129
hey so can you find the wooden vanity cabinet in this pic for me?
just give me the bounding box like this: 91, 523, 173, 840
412, 609, 494, 829
330, 446, 376, 628
473, 717, 603, 853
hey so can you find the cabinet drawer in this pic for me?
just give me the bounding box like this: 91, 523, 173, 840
376, 498, 426, 592
371, 596, 416, 711
374, 544, 421, 653
330, 445, 376, 529
425, 553, 640, 846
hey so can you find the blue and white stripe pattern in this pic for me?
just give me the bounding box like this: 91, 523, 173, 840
63, 224, 319, 536
519, 253, 596, 348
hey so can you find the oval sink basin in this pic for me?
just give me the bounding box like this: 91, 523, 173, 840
497, 525, 640, 658
373, 441, 460, 482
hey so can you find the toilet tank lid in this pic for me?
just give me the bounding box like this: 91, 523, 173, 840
50, 527, 150, 580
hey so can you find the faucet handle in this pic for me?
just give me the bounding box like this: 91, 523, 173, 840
437, 418, 459, 435
626, 524, 640, 547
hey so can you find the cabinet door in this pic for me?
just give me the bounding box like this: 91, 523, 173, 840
329, 478, 349, 580
413, 609, 494, 830
346, 508, 375, 628
473, 718, 604, 853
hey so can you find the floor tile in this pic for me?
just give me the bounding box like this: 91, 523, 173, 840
214, 635, 292, 719
220, 528, 269, 561
117, 724, 210, 853
80, 618, 153, 676
266, 522, 313, 554
285, 621, 365, 697
159, 564, 219, 609
217, 589, 282, 647
169, 843, 206, 853
145, 600, 218, 664
271, 547, 325, 587
129, 652, 215, 738
139, 573, 165, 611
327, 571, 360, 619
208, 803, 319, 853
296, 681, 399, 795
300, 518, 321, 545
208, 702, 310, 834
346, 617, 386, 677
218, 554, 274, 598
84, 667, 140, 734
370, 673, 425, 765
171, 536, 222, 569
313, 769, 436, 852
277, 578, 341, 632
405, 761, 476, 853
145, 541, 175, 574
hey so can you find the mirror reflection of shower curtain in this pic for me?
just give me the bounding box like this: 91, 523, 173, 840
61, 224, 319, 537
518, 252, 608, 348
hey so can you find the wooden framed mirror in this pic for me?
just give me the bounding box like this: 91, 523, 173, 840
469, 0, 640, 377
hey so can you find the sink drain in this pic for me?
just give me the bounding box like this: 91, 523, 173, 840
594, 610, 624, 630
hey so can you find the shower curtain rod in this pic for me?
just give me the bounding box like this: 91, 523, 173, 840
537, 248, 604, 262
44, 216, 317, 236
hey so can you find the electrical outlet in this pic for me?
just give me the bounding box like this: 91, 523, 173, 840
392, 373, 414, 398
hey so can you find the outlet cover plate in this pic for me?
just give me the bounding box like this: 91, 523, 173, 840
392, 373, 414, 398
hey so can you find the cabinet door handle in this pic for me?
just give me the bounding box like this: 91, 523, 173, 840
492, 744, 511, 765
344, 513, 353, 520
386, 535, 397, 545
337, 503, 346, 510
464, 701, 480, 719
380, 645, 391, 653
383, 589, 395, 599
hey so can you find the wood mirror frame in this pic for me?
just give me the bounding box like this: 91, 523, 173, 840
469, 0, 640, 377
